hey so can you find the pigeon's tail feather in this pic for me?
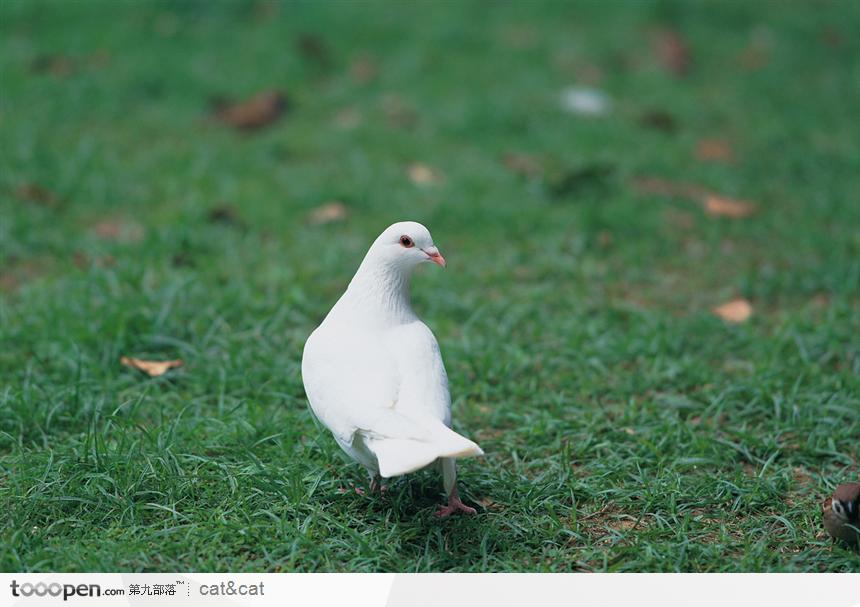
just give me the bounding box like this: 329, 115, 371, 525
367, 423, 483, 478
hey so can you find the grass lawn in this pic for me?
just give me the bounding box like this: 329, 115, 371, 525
2, 0, 859, 572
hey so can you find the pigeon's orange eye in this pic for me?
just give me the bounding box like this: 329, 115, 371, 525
399, 235, 414, 248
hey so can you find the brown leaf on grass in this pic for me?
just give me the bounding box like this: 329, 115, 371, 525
1, 258, 49, 291
500, 25, 538, 50
791, 466, 814, 488
120, 357, 183, 377
408, 163, 443, 186
297, 34, 331, 68
653, 29, 691, 76
696, 138, 734, 162
213, 90, 288, 132
810, 293, 829, 309
478, 497, 502, 511
73, 253, 115, 269
92, 219, 144, 242
820, 26, 844, 49
381, 94, 418, 129
207, 205, 245, 228
638, 110, 678, 133
334, 107, 362, 129
350, 53, 378, 84
704, 194, 754, 218
14, 183, 60, 207
712, 298, 753, 323
171, 252, 194, 268
631, 177, 755, 220
308, 201, 348, 225
608, 517, 639, 532
571, 62, 604, 85
31, 54, 76, 77
0, 273, 19, 291
30, 51, 107, 76
88, 50, 111, 69
252, 0, 279, 22
739, 41, 769, 71
502, 152, 543, 178
597, 230, 613, 248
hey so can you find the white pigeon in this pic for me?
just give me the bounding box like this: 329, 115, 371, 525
302, 221, 483, 516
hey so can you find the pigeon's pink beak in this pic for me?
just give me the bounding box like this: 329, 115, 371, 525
424, 247, 447, 268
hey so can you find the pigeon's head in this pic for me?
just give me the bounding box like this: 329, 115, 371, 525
369, 221, 446, 271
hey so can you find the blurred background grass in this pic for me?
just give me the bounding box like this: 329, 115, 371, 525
1, 0, 859, 572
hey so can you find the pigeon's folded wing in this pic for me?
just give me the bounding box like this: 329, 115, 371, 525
302, 327, 399, 446
302, 326, 482, 477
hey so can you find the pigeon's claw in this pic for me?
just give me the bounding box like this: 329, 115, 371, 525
338, 482, 367, 496
434, 495, 477, 518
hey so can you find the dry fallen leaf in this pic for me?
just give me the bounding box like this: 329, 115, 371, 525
408, 163, 443, 186
381, 94, 418, 129
308, 201, 349, 225
478, 497, 502, 511
0, 273, 18, 291
92, 219, 144, 242
121, 357, 183, 377
14, 183, 60, 207
30, 51, 107, 76
207, 205, 245, 228
704, 194, 754, 218
31, 54, 76, 77
639, 110, 678, 133
88, 49, 110, 69
297, 33, 331, 68
213, 90, 288, 131
350, 53, 378, 84
631, 177, 756, 220
500, 25, 538, 50
654, 28, 691, 76
502, 152, 544, 178
334, 107, 362, 129
696, 138, 734, 162
712, 298, 753, 323
820, 26, 844, 49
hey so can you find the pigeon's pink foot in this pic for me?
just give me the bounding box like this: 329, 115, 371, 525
368, 475, 389, 494
338, 483, 367, 496
434, 494, 477, 518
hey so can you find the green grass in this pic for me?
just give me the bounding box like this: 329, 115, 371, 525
2, 0, 859, 572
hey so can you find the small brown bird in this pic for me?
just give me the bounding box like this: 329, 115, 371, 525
822, 483, 860, 546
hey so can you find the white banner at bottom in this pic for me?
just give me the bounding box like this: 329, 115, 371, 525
1, 573, 858, 607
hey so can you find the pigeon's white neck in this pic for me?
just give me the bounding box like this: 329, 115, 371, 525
340, 254, 417, 325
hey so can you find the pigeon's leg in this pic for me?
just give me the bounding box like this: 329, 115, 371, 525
368, 472, 388, 494
435, 458, 476, 517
